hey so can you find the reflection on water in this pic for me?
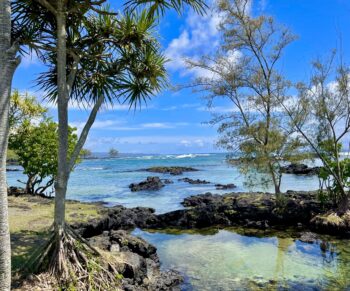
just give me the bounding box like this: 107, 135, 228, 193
133, 228, 350, 290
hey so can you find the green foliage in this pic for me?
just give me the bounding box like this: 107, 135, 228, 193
80, 148, 92, 159
9, 90, 47, 130
6, 149, 18, 162
109, 148, 118, 158
9, 120, 78, 195
283, 52, 350, 208
318, 140, 350, 205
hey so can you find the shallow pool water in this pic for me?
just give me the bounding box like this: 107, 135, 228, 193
133, 228, 350, 290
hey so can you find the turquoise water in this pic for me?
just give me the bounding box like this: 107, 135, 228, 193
8, 153, 319, 213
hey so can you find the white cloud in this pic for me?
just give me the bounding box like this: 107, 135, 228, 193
141, 122, 189, 129
165, 3, 244, 79
165, 7, 222, 78
161, 103, 200, 111
69, 120, 192, 133
197, 105, 235, 113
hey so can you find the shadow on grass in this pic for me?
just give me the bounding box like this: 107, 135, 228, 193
11, 230, 51, 277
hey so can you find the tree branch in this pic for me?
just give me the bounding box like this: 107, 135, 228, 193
68, 94, 104, 172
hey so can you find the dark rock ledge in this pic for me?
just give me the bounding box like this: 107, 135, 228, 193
74, 190, 349, 239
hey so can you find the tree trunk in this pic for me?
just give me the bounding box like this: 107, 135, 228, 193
0, 0, 20, 289
54, 1, 69, 234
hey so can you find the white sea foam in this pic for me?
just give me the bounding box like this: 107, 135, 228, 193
78, 167, 105, 171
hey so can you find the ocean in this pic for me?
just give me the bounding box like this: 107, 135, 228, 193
7, 153, 319, 213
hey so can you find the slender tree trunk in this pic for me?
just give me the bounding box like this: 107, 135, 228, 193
0, 0, 20, 289
54, 1, 69, 234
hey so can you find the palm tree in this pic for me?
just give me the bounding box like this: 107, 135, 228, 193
14, 0, 207, 287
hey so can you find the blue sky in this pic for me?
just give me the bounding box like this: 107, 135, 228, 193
12, 0, 350, 154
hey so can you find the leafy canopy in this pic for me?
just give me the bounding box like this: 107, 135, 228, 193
9, 120, 79, 195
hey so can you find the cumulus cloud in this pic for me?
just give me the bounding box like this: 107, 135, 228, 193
165, 7, 222, 78
165, 2, 246, 79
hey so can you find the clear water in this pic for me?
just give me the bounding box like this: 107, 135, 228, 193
8, 153, 350, 290
133, 228, 350, 290
8, 153, 319, 213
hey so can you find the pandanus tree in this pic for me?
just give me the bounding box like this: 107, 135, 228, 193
11, 0, 207, 288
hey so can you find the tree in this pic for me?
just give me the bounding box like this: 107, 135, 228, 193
281, 52, 350, 211
109, 148, 118, 158
9, 120, 78, 195
0, 1, 21, 288
9, 90, 47, 130
12, 0, 207, 287
188, 0, 306, 196
80, 148, 92, 159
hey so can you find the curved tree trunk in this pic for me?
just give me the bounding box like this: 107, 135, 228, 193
0, 0, 20, 289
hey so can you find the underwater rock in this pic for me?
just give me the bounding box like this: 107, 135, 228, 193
280, 163, 321, 175
178, 177, 210, 184
129, 176, 165, 192
144, 166, 198, 175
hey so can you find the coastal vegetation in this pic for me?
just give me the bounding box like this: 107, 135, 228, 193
9, 120, 79, 195
188, 0, 308, 197
109, 148, 119, 158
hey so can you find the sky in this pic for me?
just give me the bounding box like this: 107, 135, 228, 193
12, 0, 350, 154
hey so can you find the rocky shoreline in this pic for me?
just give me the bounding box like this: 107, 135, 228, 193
74, 190, 350, 239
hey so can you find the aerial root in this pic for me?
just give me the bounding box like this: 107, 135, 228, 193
22, 224, 121, 290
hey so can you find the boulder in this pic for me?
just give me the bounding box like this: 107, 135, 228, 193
280, 163, 321, 175
129, 177, 165, 192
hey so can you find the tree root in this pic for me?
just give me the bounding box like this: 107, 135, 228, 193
21, 224, 122, 290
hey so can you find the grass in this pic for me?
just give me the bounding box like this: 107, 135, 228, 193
8, 195, 104, 273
